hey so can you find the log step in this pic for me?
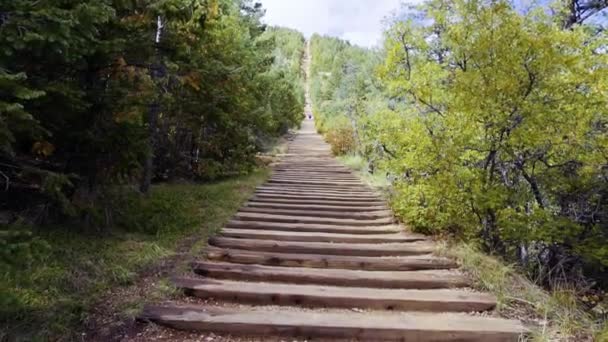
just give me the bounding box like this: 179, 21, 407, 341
238, 206, 393, 219
253, 193, 381, 201
268, 179, 363, 187
234, 212, 395, 226
249, 197, 386, 207
174, 278, 496, 312
205, 247, 458, 271
273, 168, 353, 174
256, 186, 378, 195
255, 188, 382, 202
245, 201, 389, 212
192, 261, 467, 289
226, 220, 402, 234
141, 305, 526, 341
264, 182, 367, 190
218, 228, 426, 243
269, 175, 361, 181
208, 237, 435, 256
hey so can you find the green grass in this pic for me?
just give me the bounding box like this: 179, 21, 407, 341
0, 169, 269, 341
337, 154, 390, 190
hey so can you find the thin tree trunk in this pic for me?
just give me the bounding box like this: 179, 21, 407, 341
140, 16, 165, 193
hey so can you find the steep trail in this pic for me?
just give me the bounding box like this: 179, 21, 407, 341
140, 43, 527, 341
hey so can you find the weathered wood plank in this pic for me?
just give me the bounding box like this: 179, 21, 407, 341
219, 228, 425, 243
234, 212, 395, 226
205, 247, 458, 271
174, 278, 495, 312
208, 237, 435, 256
141, 304, 527, 341
192, 261, 467, 289
225, 220, 402, 234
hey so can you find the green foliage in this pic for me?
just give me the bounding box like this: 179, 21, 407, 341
0, 0, 300, 336
310, 0, 608, 288
0, 222, 49, 272
0, 0, 305, 217
113, 187, 199, 236
309, 34, 384, 156
0, 169, 268, 340
377, 0, 608, 281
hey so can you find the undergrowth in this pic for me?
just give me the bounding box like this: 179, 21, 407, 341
337, 155, 607, 341
0, 169, 269, 341
338, 154, 390, 190
437, 243, 606, 341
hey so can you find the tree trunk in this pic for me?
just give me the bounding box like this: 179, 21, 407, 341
140, 16, 165, 194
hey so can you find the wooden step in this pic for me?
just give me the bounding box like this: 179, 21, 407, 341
267, 179, 363, 185
274, 164, 348, 168
192, 261, 467, 288
250, 197, 386, 207
270, 175, 361, 181
254, 192, 381, 201
255, 188, 379, 197
256, 186, 377, 195
238, 206, 393, 219
253, 193, 382, 202
269, 177, 361, 183
273, 168, 352, 174
273, 169, 353, 175
263, 183, 366, 191
234, 212, 395, 226
268, 179, 363, 187
219, 228, 426, 243
270, 175, 360, 181
206, 247, 458, 271
175, 278, 496, 312
208, 237, 435, 256
226, 220, 402, 234
141, 304, 527, 341
245, 201, 389, 212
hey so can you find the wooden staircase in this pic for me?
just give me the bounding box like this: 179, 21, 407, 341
140, 120, 527, 341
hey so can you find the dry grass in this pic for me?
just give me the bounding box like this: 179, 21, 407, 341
437, 242, 606, 341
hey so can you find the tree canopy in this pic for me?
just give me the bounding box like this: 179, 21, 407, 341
311, 0, 608, 286
0, 0, 305, 222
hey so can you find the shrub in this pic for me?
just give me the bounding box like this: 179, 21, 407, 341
324, 117, 356, 155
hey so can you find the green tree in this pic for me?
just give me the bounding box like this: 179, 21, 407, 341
377, 0, 608, 282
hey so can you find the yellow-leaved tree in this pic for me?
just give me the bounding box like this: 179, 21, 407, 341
377, 0, 608, 282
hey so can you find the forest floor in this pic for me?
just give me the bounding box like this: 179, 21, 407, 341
1, 168, 275, 341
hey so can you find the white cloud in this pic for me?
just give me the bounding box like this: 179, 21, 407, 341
260, 0, 409, 47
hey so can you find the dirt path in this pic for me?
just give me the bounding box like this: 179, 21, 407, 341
134, 43, 527, 341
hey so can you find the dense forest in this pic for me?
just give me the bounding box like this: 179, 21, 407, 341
0, 0, 306, 240
1, 0, 306, 338
311, 0, 607, 289
1, 0, 304, 217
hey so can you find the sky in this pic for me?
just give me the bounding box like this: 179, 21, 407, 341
259, 1, 608, 47
260, 0, 411, 47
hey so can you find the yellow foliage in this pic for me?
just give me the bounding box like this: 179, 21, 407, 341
208, 0, 219, 19
31, 141, 55, 157
181, 72, 201, 91
115, 57, 127, 68
113, 110, 140, 123
325, 124, 355, 155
